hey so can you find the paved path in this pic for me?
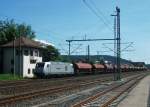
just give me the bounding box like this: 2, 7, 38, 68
118, 75, 150, 107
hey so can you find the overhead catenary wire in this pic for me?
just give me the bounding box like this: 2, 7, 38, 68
121, 42, 134, 51
71, 44, 83, 54
35, 30, 65, 41
84, 0, 128, 42
82, 0, 113, 33
102, 42, 134, 52
59, 43, 83, 55
89, 0, 112, 28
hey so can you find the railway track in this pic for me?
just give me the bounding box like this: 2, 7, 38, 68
0, 77, 113, 106
72, 74, 146, 107
0, 73, 111, 87
0, 72, 140, 88
0, 74, 116, 96
0, 72, 136, 96
0, 72, 148, 106
0, 71, 141, 87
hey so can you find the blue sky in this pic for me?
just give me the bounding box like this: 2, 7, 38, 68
0, 0, 150, 63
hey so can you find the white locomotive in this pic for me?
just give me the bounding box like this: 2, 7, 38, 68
34, 61, 74, 77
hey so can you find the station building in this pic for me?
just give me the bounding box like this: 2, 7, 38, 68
0, 37, 43, 78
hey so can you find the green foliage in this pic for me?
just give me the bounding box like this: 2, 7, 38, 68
42, 45, 60, 61
0, 74, 23, 80
99, 59, 105, 64
0, 19, 35, 45
59, 56, 71, 62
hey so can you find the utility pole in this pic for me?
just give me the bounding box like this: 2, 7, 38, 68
116, 6, 121, 80
68, 41, 71, 61
111, 6, 121, 81
19, 36, 22, 77
114, 16, 117, 80
97, 51, 100, 61
111, 11, 117, 80
87, 45, 90, 62
13, 37, 16, 78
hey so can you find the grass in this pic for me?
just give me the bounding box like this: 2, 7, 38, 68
0, 74, 23, 81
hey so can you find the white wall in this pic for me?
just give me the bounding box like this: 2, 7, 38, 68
3, 47, 42, 78
23, 48, 42, 78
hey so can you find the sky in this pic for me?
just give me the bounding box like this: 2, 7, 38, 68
0, 0, 150, 63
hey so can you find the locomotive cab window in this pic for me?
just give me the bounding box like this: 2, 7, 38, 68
36, 63, 45, 68
47, 64, 49, 68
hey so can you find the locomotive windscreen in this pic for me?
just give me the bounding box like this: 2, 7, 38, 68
36, 63, 45, 68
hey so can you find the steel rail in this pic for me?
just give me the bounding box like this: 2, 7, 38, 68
0, 78, 111, 106
72, 74, 145, 107
101, 75, 145, 107
0, 72, 146, 106
0, 75, 115, 97
0, 73, 116, 88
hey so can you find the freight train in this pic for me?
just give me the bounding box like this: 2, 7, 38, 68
34, 61, 147, 77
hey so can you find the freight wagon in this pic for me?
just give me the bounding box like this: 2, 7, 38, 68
34, 61, 147, 78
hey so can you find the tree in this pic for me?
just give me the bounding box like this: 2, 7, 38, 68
42, 45, 60, 61
0, 19, 35, 45
99, 58, 105, 64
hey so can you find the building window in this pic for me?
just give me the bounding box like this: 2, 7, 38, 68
16, 49, 19, 55
24, 50, 28, 56
28, 68, 30, 74
11, 59, 14, 65
35, 50, 38, 56
39, 51, 42, 57
30, 50, 33, 56
16, 49, 22, 55
30, 59, 36, 64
